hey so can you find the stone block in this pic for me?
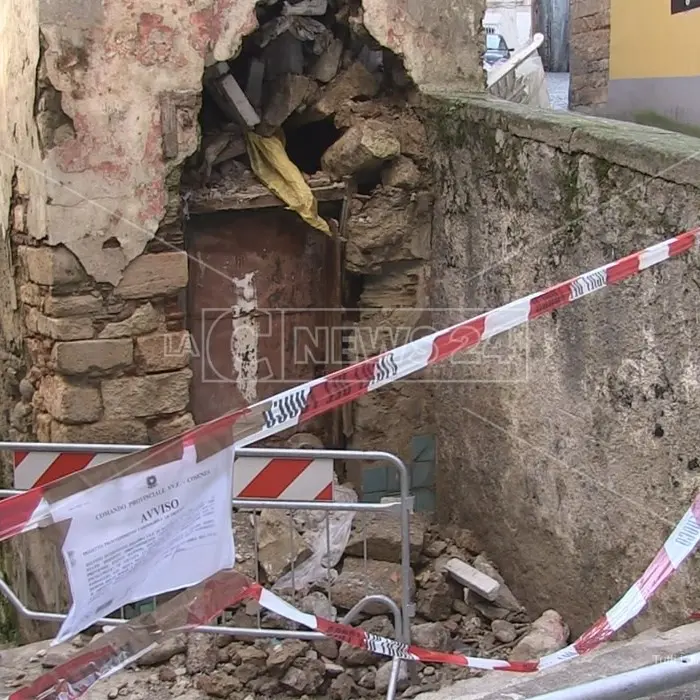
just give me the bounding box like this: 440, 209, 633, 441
19, 283, 43, 307
51, 419, 148, 444
322, 121, 400, 178
102, 369, 192, 418
330, 558, 415, 614
41, 376, 102, 424
135, 331, 190, 372
52, 339, 133, 375
257, 509, 312, 583
115, 252, 188, 300
345, 511, 427, 564
148, 413, 195, 443
381, 155, 421, 189
311, 37, 343, 83
98, 303, 163, 338
262, 74, 314, 129
19, 245, 87, 287
44, 294, 103, 318
26, 308, 95, 340
313, 62, 380, 118
444, 558, 501, 601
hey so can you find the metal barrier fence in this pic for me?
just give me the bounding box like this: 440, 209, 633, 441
0, 442, 416, 700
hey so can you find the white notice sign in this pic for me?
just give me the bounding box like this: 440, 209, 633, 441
54, 445, 235, 645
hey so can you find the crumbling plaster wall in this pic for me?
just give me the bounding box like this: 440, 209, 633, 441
424, 92, 700, 635
1, 0, 485, 638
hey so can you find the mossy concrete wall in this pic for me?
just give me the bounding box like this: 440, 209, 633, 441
424, 92, 700, 635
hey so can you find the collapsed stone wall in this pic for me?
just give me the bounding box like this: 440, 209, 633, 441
1, 0, 485, 641
424, 92, 700, 635
569, 0, 610, 112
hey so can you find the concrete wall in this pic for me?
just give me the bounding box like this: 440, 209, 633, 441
424, 92, 700, 635
569, 0, 610, 112
608, 0, 700, 128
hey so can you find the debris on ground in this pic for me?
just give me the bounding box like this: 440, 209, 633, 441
1, 509, 571, 699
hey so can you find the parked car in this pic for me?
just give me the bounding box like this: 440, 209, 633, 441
484, 33, 513, 66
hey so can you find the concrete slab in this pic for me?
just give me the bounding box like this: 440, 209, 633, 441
414, 623, 700, 700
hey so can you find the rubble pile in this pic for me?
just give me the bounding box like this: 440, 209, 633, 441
1, 514, 570, 700
181, 0, 427, 200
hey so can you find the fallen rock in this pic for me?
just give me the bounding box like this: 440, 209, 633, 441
331, 672, 358, 700
321, 121, 400, 178
492, 619, 518, 643
312, 62, 380, 118
416, 578, 457, 622
345, 512, 427, 564
301, 591, 337, 620
331, 558, 414, 614
257, 509, 312, 582
468, 594, 511, 621
196, 670, 242, 697
424, 539, 448, 558
339, 616, 395, 666
472, 554, 524, 611
159, 666, 177, 682
139, 634, 187, 666
444, 558, 501, 601
281, 658, 326, 695
411, 622, 450, 651
312, 37, 344, 82
439, 525, 483, 556
382, 156, 421, 189
40, 650, 68, 669
313, 636, 339, 660
262, 74, 314, 130
509, 610, 569, 662
186, 633, 218, 675
375, 660, 409, 693
266, 639, 307, 673
237, 645, 268, 683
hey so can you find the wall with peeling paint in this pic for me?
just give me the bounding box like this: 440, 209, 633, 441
36, 0, 260, 285
0, 0, 488, 640
363, 0, 486, 89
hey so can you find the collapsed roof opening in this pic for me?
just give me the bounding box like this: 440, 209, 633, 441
181, 0, 417, 217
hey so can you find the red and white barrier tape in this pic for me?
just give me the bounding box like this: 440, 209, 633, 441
15, 489, 700, 699
247, 487, 700, 672
5, 227, 700, 698
1, 227, 698, 543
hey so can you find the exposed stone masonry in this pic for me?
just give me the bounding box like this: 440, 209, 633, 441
13, 241, 194, 447
569, 0, 610, 112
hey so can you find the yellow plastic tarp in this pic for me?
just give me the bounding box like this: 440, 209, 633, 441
245, 131, 331, 235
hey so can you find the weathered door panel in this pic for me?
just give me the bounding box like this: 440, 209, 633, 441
187, 209, 331, 429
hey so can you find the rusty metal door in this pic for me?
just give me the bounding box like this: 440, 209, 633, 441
187, 209, 335, 439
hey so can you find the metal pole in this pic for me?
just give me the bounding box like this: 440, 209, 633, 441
530, 652, 700, 700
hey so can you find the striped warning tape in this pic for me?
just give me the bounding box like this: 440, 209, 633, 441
248, 486, 700, 672
1, 228, 697, 543
14, 485, 700, 699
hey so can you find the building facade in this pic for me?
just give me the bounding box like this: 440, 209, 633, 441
484, 0, 534, 50
570, 0, 700, 129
